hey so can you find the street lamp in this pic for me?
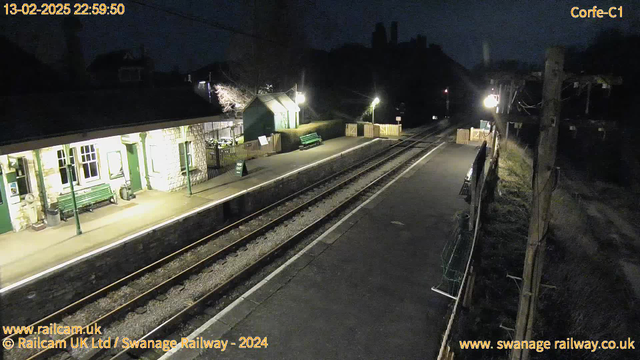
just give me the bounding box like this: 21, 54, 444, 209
483, 94, 499, 109
444, 87, 450, 117
371, 97, 380, 124
295, 92, 306, 127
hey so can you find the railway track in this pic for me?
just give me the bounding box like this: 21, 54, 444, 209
3, 121, 460, 360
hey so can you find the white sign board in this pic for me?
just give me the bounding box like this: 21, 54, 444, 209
395, 116, 401, 122
258, 135, 269, 146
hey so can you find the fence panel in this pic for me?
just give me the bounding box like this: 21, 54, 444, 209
345, 123, 358, 137
378, 124, 402, 136
456, 129, 470, 144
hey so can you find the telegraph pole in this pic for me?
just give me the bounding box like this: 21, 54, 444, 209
511, 47, 564, 360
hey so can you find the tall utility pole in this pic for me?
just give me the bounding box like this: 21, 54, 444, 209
511, 47, 564, 360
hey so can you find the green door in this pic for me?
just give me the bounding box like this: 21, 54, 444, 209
0, 170, 13, 234
125, 144, 143, 193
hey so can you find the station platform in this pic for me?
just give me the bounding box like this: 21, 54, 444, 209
165, 142, 478, 360
0, 136, 377, 289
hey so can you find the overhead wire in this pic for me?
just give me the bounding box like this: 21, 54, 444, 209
126, 0, 287, 47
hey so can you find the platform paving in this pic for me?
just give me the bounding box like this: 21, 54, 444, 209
167, 142, 478, 360
0, 136, 375, 288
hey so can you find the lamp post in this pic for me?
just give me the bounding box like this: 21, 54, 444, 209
64, 144, 82, 235
295, 92, 306, 127
444, 87, 450, 117
371, 97, 380, 124
180, 126, 192, 196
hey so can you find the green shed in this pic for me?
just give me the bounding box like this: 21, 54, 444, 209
242, 93, 300, 141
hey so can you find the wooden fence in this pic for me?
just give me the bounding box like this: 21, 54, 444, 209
470, 127, 493, 143
364, 124, 380, 138
378, 124, 402, 136
456, 129, 470, 144
206, 134, 281, 172
345, 123, 358, 137
362, 123, 402, 138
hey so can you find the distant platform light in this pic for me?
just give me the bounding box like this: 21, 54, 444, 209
483, 94, 499, 108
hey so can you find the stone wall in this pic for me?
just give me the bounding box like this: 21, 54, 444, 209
1, 139, 392, 326
146, 124, 207, 192
0, 123, 207, 232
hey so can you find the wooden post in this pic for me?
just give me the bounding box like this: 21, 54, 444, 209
215, 143, 221, 169
505, 122, 510, 150
462, 266, 475, 308
469, 160, 477, 231
585, 82, 591, 115
511, 47, 564, 360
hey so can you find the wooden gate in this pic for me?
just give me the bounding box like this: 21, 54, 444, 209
345, 123, 357, 137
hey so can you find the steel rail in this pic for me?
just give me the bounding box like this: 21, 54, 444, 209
2, 124, 437, 347
17, 125, 449, 360
111, 125, 458, 360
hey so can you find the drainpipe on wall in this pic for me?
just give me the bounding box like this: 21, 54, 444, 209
139, 132, 152, 190
34, 149, 48, 211
64, 144, 82, 235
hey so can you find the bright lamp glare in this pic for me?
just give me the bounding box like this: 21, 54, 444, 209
483, 94, 499, 108
296, 93, 306, 104
372, 97, 380, 106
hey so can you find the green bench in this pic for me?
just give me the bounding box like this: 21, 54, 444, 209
57, 183, 117, 220
299, 132, 323, 150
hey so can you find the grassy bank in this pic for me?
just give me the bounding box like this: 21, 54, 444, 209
451, 141, 640, 359
452, 142, 532, 359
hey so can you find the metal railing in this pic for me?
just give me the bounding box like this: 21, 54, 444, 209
436, 129, 501, 360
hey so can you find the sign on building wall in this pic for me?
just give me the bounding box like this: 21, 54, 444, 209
8, 182, 19, 197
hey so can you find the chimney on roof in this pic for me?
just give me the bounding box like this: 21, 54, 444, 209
416, 34, 426, 48
371, 22, 387, 50
62, 16, 87, 88
390, 21, 398, 46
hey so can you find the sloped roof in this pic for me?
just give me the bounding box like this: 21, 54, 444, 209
87, 49, 145, 73
0, 86, 221, 148
247, 92, 300, 113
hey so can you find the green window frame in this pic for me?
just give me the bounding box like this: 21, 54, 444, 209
57, 148, 78, 186
80, 144, 100, 181
14, 157, 32, 197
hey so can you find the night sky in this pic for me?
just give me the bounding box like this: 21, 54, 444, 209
2, 0, 638, 73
